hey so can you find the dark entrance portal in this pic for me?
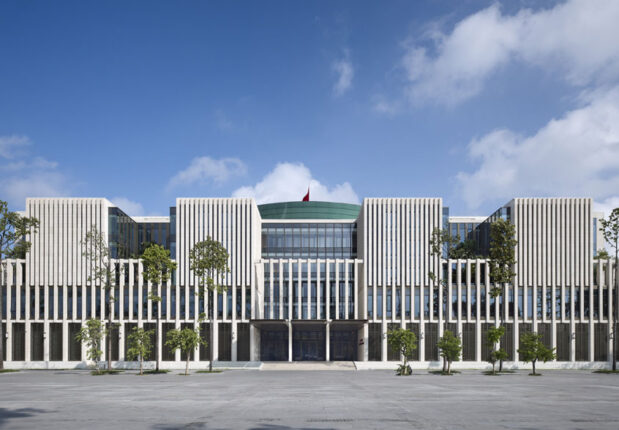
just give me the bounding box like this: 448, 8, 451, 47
330, 328, 357, 361
293, 325, 325, 361
260, 328, 288, 361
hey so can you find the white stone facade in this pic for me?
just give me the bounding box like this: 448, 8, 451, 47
1, 196, 616, 369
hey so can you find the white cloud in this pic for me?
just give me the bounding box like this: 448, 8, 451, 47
402, 0, 619, 106
594, 196, 619, 219
167, 156, 247, 189
332, 55, 354, 96
0, 135, 30, 159
232, 162, 360, 204
456, 87, 619, 210
0, 136, 72, 209
372, 96, 401, 115
111, 197, 145, 216
1, 171, 71, 210
214, 109, 233, 131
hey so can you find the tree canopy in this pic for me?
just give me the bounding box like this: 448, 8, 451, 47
489, 218, 517, 293
387, 328, 417, 375
0, 200, 39, 369
517, 332, 556, 375
141, 243, 177, 285
437, 330, 462, 375
166, 327, 203, 375
126, 327, 154, 375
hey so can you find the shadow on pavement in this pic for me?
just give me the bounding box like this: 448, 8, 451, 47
153, 423, 336, 430
0, 408, 49, 427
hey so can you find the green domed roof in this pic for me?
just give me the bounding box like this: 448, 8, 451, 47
258, 201, 361, 220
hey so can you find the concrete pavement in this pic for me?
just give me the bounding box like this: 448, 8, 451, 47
1, 369, 618, 429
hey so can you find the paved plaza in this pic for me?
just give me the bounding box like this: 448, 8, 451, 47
1, 368, 618, 429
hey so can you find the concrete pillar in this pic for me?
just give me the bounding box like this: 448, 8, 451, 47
569, 317, 576, 362
6, 321, 13, 362
589, 321, 595, 362
514, 286, 519, 362
212, 319, 219, 362
43, 321, 50, 362
475, 320, 481, 362
194, 321, 200, 363
419, 321, 425, 362
62, 320, 69, 362
288, 322, 293, 362
249, 324, 259, 361
174, 321, 180, 362
359, 324, 368, 362
157, 320, 162, 365
325, 323, 330, 361
514, 319, 519, 362
231, 320, 238, 362
381, 319, 387, 361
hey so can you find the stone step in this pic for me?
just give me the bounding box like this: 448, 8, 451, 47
260, 361, 357, 371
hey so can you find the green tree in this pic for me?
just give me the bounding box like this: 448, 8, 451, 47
0, 200, 39, 370
486, 326, 508, 375
141, 243, 177, 372
166, 327, 203, 375
81, 228, 122, 371
189, 237, 230, 372
436, 330, 462, 375
428, 228, 459, 371
600, 208, 619, 371
387, 328, 418, 375
488, 218, 517, 372
126, 327, 154, 375
594, 248, 610, 260
517, 331, 556, 375
76, 319, 106, 374
450, 239, 481, 260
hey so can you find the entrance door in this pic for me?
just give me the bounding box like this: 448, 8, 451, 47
329, 329, 357, 361
260, 329, 288, 361
293, 326, 325, 361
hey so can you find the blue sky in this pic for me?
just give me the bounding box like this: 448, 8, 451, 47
1, 0, 619, 217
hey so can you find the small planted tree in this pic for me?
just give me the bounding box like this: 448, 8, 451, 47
486, 326, 508, 375
126, 327, 154, 375
518, 331, 556, 376
428, 228, 459, 372
488, 218, 517, 372
141, 243, 177, 373
82, 228, 121, 371
387, 328, 417, 376
76, 319, 105, 374
166, 327, 203, 376
436, 330, 462, 375
0, 200, 39, 370
189, 237, 230, 372
599, 208, 619, 371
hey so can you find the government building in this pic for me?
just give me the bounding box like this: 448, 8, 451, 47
1, 197, 616, 368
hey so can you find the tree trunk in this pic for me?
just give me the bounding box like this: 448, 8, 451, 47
107, 320, 112, 371
532, 359, 536, 375
447, 360, 451, 375
140, 356, 143, 375
499, 283, 506, 372
186, 355, 190, 376
209, 314, 214, 373
156, 312, 160, 372
209, 289, 214, 372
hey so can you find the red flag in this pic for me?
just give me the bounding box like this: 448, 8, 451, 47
302, 187, 309, 201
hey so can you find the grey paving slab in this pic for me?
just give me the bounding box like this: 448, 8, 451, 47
1, 369, 618, 430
